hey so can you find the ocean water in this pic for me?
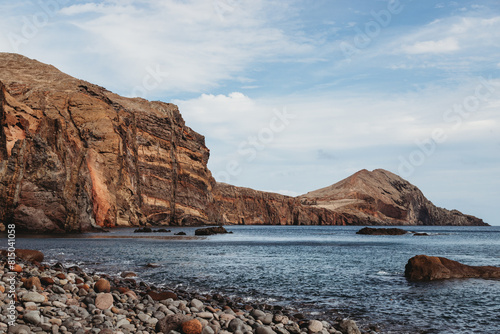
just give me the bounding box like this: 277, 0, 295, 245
14, 225, 500, 333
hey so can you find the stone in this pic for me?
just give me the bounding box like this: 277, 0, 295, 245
40, 276, 55, 285
95, 293, 113, 310
147, 290, 178, 301
197, 312, 214, 319
308, 320, 323, 333
24, 276, 42, 290
24, 310, 42, 325
405, 255, 500, 281
21, 292, 46, 303
339, 320, 361, 334
256, 326, 277, 334
155, 314, 192, 334
228, 318, 245, 332
190, 298, 204, 310
182, 319, 203, 334
7, 325, 32, 334
220, 314, 236, 322
94, 278, 111, 293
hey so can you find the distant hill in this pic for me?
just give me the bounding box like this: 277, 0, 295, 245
297, 169, 486, 226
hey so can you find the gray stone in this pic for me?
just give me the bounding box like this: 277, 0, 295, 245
308, 320, 323, 333
24, 310, 42, 324
228, 318, 245, 332
256, 326, 277, 334
197, 311, 214, 319
202, 325, 215, 334
21, 292, 46, 303
137, 312, 151, 322
191, 299, 204, 310
8, 325, 32, 334
339, 320, 360, 334
262, 314, 273, 325
251, 310, 266, 319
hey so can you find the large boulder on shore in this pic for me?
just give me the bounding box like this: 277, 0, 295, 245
405, 255, 500, 281
0, 249, 44, 262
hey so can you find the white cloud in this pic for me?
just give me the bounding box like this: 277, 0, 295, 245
20, 0, 316, 98
402, 37, 460, 54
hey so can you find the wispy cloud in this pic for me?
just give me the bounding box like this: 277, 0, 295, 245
402, 37, 460, 54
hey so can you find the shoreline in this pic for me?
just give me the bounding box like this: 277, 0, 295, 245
0, 251, 367, 334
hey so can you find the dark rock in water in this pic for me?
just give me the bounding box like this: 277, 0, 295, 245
175, 231, 187, 235
413, 232, 429, 236
405, 255, 500, 281
146, 263, 160, 268
0, 249, 44, 262
195, 226, 229, 236
356, 227, 408, 235
134, 227, 152, 233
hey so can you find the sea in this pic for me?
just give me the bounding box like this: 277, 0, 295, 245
14, 225, 500, 334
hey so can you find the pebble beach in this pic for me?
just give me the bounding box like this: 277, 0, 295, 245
0, 251, 364, 334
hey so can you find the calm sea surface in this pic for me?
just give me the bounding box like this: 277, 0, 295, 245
15, 225, 500, 333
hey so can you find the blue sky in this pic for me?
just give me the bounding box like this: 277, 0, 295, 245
1, 0, 499, 225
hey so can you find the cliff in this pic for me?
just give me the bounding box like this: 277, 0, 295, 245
0, 53, 220, 232
213, 183, 369, 226
0, 54, 487, 232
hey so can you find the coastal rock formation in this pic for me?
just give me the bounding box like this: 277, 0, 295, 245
213, 183, 373, 226
0, 54, 487, 231
0, 53, 220, 232
299, 169, 486, 226
404, 255, 500, 281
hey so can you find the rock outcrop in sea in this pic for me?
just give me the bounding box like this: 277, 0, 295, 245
0, 54, 487, 232
404, 255, 500, 281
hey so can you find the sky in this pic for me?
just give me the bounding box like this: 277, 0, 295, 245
0, 0, 499, 225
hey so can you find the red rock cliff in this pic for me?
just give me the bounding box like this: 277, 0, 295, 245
0, 53, 220, 232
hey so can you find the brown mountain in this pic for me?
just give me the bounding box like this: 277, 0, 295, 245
0, 54, 487, 232
298, 169, 486, 226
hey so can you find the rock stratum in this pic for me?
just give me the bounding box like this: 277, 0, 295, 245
0, 54, 487, 232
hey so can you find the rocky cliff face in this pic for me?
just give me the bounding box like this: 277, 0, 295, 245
0, 54, 487, 232
213, 183, 368, 226
298, 169, 486, 226
0, 53, 219, 232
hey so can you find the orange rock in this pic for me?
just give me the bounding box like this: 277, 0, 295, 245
94, 278, 111, 293
0, 285, 5, 293
12, 264, 22, 273
55, 273, 66, 279
24, 277, 42, 290
181, 319, 203, 334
